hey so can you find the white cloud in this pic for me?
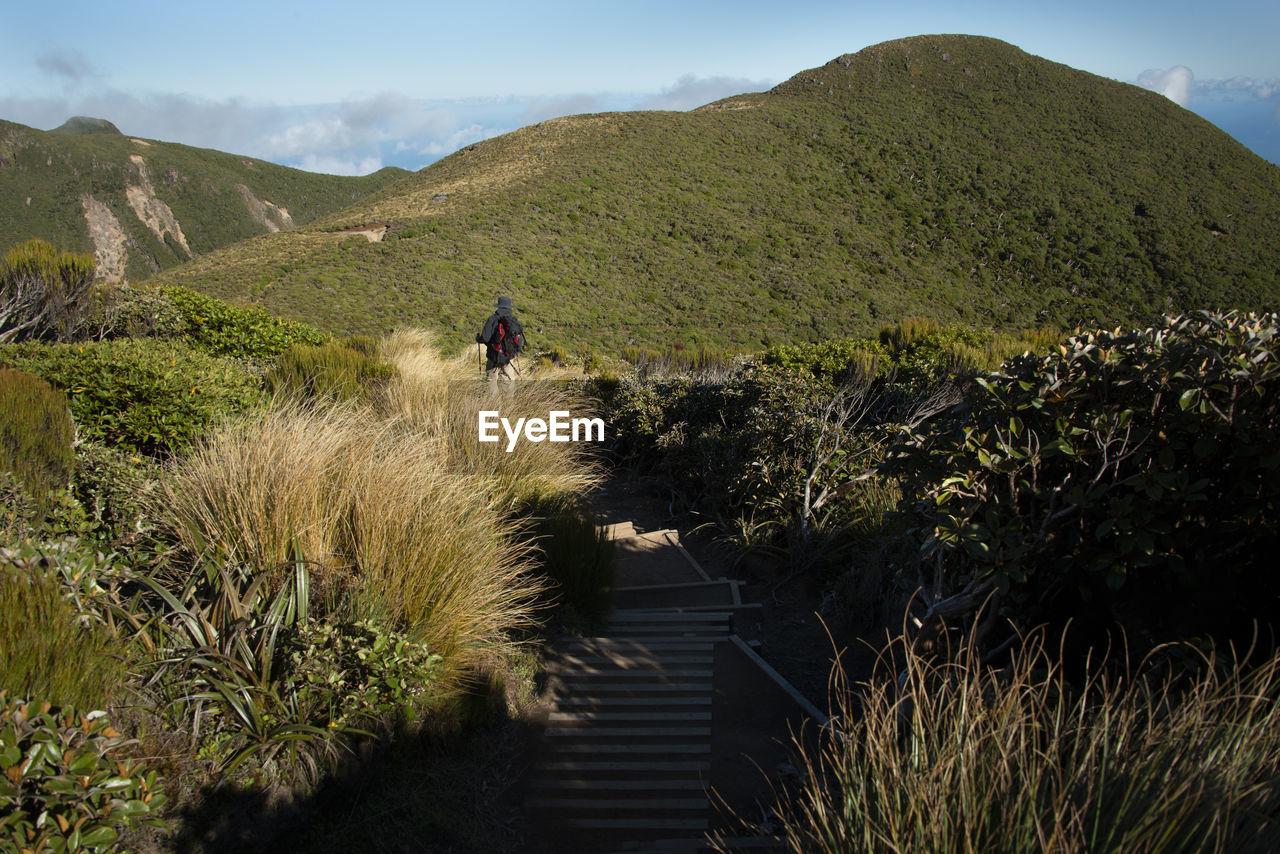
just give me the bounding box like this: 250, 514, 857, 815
1137, 66, 1194, 106
296, 153, 385, 176
640, 74, 771, 110
1194, 76, 1280, 101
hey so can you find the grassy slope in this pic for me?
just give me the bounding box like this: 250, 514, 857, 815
0, 119, 408, 280
156, 35, 1280, 350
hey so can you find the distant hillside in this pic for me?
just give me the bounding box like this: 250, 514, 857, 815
158, 35, 1280, 350
0, 119, 408, 281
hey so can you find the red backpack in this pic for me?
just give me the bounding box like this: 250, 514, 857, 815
486, 315, 523, 366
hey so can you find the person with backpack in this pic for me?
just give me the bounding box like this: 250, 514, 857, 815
476, 295, 524, 388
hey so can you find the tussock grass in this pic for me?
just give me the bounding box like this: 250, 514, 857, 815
158, 329, 602, 681
379, 329, 603, 508
158, 406, 535, 674
759, 631, 1280, 854
525, 494, 616, 622
159, 398, 362, 585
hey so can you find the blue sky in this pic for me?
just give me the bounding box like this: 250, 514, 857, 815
2, 0, 1277, 174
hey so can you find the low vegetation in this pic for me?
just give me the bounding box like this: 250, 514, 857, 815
0, 257, 608, 850
6, 38, 1280, 840
751, 630, 1280, 854
609, 309, 1280, 852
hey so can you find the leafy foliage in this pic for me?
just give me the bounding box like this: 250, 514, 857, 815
160, 285, 329, 359
86, 283, 189, 341
138, 552, 441, 786
593, 321, 1032, 552
888, 311, 1280, 650
71, 441, 165, 550
0, 338, 264, 457
0, 695, 167, 853
0, 543, 129, 709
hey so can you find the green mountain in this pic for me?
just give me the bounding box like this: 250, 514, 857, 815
0, 118, 409, 281
158, 35, 1280, 350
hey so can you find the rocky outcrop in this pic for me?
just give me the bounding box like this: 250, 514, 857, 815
79, 195, 128, 282
126, 155, 192, 256
236, 184, 295, 233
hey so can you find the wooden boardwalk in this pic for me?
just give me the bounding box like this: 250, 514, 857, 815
522, 522, 801, 854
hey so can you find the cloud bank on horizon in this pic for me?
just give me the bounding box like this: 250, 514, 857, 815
1, 51, 773, 176
5, 38, 1279, 175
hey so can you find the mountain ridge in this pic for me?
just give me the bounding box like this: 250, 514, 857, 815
0, 119, 409, 281
28, 35, 1280, 349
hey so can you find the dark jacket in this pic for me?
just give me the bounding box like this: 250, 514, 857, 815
477, 308, 524, 365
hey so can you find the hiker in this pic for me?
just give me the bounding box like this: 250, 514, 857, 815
476, 295, 524, 388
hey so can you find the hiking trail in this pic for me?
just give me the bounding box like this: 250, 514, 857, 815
518, 479, 829, 854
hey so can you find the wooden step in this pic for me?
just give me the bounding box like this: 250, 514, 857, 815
527, 778, 709, 791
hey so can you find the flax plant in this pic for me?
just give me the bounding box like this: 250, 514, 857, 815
758, 631, 1280, 854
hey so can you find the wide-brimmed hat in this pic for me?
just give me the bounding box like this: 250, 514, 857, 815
496, 296, 513, 309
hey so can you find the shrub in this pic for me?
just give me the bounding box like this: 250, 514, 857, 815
281, 618, 442, 732
0, 239, 97, 344
0, 367, 74, 510
85, 283, 189, 341
888, 311, 1280, 653
265, 341, 397, 403
139, 554, 441, 786
159, 285, 329, 359
0, 695, 167, 853
0, 338, 264, 458
0, 545, 128, 709
762, 338, 888, 379
758, 632, 1280, 854
72, 442, 165, 550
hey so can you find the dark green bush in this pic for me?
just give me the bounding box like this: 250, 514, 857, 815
0, 694, 166, 852
160, 285, 329, 359
0, 367, 74, 509
0, 338, 264, 458
265, 340, 396, 403
280, 618, 442, 732
0, 543, 130, 709
889, 311, 1280, 652
72, 442, 164, 550
87, 283, 188, 341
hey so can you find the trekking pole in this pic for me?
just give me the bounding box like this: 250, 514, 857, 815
477, 342, 483, 380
